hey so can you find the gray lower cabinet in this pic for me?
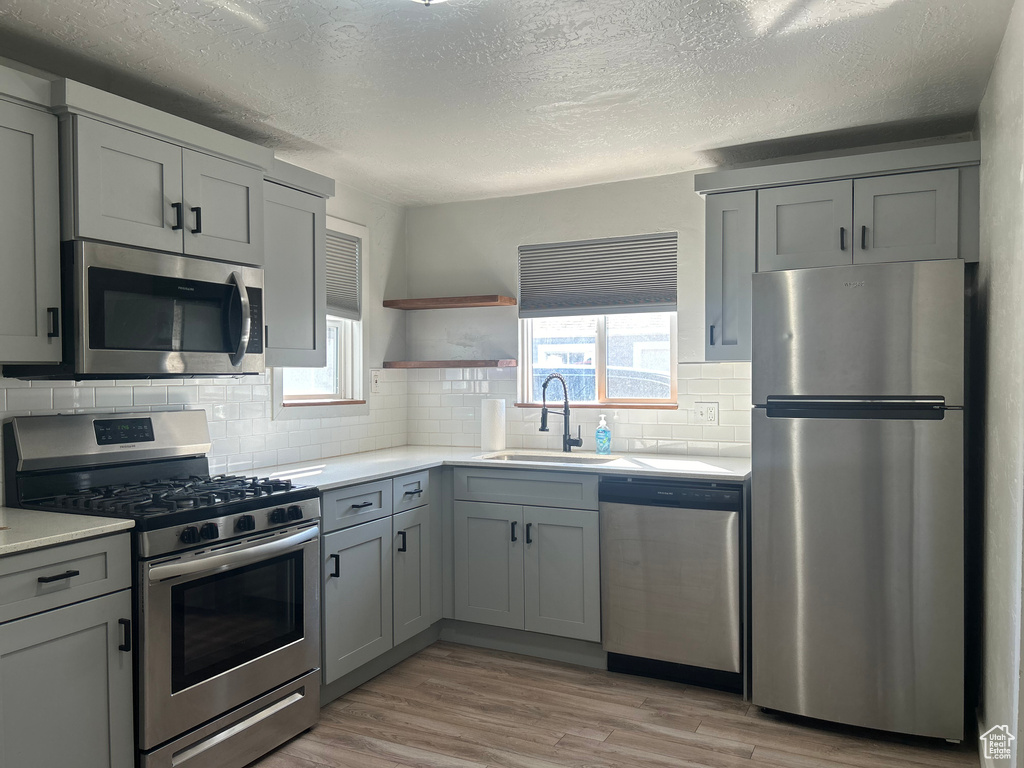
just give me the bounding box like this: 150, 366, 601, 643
453, 496, 601, 642
322, 517, 393, 683
453, 500, 524, 630
853, 169, 959, 264
393, 505, 432, 645
757, 180, 853, 272
0, 98, 61, 364
264, 181, 327, 368
0, 588, 133, 768
705, 190, 756, 362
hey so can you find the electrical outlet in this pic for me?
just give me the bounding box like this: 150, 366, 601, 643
695, 401, 719, 425
370, 369, 382, 394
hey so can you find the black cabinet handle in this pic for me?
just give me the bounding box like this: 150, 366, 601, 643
37, 569, 79, 584
861, 225, 868, 250
709, 325, 716, 346
510, 521, 518, 542
329, 553, 340, 578
46, 307, 59, 338
397, 530, 407, 552
118, 618, 132, 652
403, 488, 424, 496
171, 202, 183, 231
840, 226, 846, 251
351, 501, 374, 509
526, 523, 533, 544
191, 206, 202, 234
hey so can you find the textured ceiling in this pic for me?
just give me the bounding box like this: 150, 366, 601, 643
0, 0, 1012, 205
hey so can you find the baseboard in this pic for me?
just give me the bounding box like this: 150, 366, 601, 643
439, 619, 607, 669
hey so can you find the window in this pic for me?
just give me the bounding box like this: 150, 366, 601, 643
521, 312, 677, 404
518, 232, 678, 406
275, 218, 367, 416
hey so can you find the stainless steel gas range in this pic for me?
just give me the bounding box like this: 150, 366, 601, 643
3, 409, 320, 768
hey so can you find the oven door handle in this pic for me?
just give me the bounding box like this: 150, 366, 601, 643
229, 271, 251, 367
147, 525, 319, 583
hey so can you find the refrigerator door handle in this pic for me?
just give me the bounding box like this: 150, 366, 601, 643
765, 396, 946, 407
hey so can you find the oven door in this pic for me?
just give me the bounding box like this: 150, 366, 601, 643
139, 522, 319, 750
73, 240, 264, 376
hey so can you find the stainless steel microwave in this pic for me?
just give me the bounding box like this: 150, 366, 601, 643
5, 241, 264, 380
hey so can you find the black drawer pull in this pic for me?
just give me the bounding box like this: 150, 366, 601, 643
46, 307, 59, 338
861, 225, 868, 250
37, 569, 79, 584
171, 202, 183, 231
350, 501, 374, 509
709, 325, 715, 346
526, 523, 533, 544
329, 553, 340, 578
510, 521, 517, 543
191, 206, 203, 234
118, 618, 132, 652
397, 530, 407, 552
403, 488, 424, 496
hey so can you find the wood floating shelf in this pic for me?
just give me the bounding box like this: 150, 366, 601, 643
383, 359, 518, 369
383, 295, 517, 310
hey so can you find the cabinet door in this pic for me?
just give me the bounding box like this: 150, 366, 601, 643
758, 180, 853, 271
453, 501, 524, 629
705, 191, 756, 362
322, 518, 393, 683
393, 505, 432, 645
74, 116, 184, 253
0, 589, 133, 768
0, 100, 61, 363
853, 169, 959, 264
182, 149, 264, 265
264, 182, 326, 367
523, 506, 601, 642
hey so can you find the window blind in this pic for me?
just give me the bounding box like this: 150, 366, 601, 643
325, 229, 361, 320
518, 232, 678, 318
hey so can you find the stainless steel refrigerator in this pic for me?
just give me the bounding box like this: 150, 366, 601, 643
751, 259, 964, 741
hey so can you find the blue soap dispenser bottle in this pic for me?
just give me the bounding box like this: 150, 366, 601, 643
596, 414, 612, 455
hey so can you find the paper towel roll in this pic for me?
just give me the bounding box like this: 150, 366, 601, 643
481, 399, 506, 452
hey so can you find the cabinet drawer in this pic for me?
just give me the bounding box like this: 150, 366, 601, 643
322, 479, 393, 532
0, 534, 131, 624
454, 467, 598, 510
394, 471, 429, 514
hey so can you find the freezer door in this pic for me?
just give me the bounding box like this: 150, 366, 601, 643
752, 260, 964, 405
751, 408, 964, 739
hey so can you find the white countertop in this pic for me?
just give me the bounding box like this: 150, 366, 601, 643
257, 446, 750, 492
0, 508, 135, 557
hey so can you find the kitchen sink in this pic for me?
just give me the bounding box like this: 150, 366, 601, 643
480, 451, 622, 465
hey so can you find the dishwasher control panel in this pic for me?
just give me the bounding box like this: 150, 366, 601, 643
599, 476, 741, 510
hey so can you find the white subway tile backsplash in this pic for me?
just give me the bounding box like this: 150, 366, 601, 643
95, 387, 133, 407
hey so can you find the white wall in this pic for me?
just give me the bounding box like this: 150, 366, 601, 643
402, 172, 753, 456
977, 0, 1024, 762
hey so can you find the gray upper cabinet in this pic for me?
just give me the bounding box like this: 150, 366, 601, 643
322, 517, 393, 683
74, 116, 185, 254
705, 191, 756, 362
264, 181, 326, 368
453, 500, 524, 630
523, 506, 600, 642
0, 99, 61, 364
853, 169, 959, 264
757, 180, 853, 272
71, 116, 264, 265
393, 504, 432, 646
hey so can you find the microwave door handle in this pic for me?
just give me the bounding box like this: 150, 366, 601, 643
229, 271, 251, 367
147, 525, 319, 583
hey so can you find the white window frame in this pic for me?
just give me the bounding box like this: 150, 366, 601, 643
272, 216, 369, 420
518, 312, 678, 406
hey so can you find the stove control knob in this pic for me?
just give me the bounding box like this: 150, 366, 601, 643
200, 523, 219, 541
236, 514, 256, 532
179, 526, 201, 545
269, 507, 288, 525
287, 505, 303, 521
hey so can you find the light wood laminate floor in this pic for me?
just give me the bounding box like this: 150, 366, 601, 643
252, 642, 979, 768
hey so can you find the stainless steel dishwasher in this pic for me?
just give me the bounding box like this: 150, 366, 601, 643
600, 476, 743, 682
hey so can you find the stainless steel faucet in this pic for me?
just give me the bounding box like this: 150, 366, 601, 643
539, 373, 584, 452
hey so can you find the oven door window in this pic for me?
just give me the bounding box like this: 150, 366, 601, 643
170, 551, 304, 693
88, 267, 244, 354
